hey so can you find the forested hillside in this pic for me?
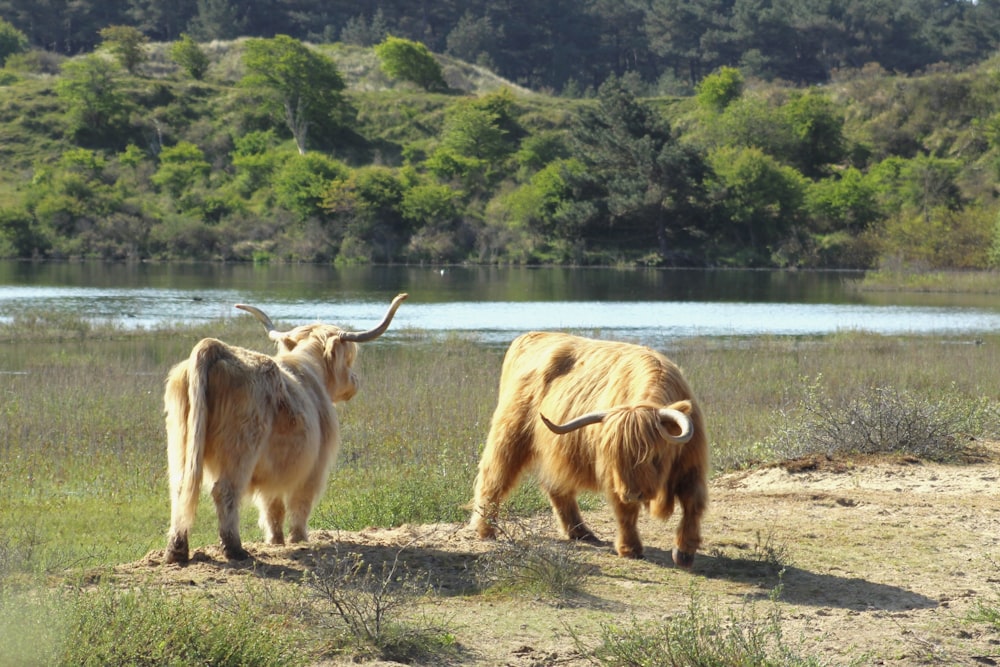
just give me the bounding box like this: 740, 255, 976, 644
1, 21, 1000, 268
3, 0, 1000, 91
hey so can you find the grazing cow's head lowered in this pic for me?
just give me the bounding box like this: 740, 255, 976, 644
470, 332, 708, 567
164, 294, 407, 565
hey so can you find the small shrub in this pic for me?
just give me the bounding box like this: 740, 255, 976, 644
305, 547, 457, 663
760, 376, 997, 462
475, 519, 588, 599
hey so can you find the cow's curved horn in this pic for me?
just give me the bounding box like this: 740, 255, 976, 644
235, 304, 285, 341
540, 411, 609, 435
657, 407, 694, 444
339, 293, 408, 343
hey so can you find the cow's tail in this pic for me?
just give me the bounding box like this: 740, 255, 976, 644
169, 340, 220, 535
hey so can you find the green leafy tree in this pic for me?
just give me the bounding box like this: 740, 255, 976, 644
399, 182, 464, 261
696, 66, 744, 113
56, 55, 133, 143
169, 33, 209, 80
240, 35, 348, 155
707, 145, 808, 265
426, 93, 519, 188
273, 152, 349, 220
320, 165, 406, 262
0, 207, 48, 257
151, 141, 211, 199
0, 17, 28, 67
570, 76, 710, 264
99, 25, 149, 75
374, 36, 448, 92
781, 90, 846, 177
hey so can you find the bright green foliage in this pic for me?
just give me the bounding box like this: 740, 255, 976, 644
98, 25, 149, 75
151, 141, 211, 198
320, 165, 407, 262
240, 35, 347, 155
0, 18, 28, 67
56, 55, 133, 143
696, 66, 744, 113
514, 130, 571, 174
375, 36, 448, 92
169, 33, 209, 80
426, 92, 518, 188
708, 145, 808, 265
399, 182, 462, 261
781, 90, 846, 177
806, 168, 880, 232
272, 152, 349, 220
399, 183, 458, 224
231, 130, 287, 196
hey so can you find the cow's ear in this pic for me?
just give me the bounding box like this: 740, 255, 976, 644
324, 334, 342, 358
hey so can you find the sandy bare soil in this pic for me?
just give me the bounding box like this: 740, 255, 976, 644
118, 443, 1000, 666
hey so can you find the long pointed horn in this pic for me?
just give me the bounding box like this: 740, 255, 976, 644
540, 410, 609, 435
657, 407, 694, 444
235, 304, 285, 341
339, 293, 408, 343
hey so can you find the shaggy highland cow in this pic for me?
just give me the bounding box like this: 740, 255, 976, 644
470, 331, 708, 567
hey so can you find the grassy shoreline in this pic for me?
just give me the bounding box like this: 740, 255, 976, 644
853, 267, 1000, 293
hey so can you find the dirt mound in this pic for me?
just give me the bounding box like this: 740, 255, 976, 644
114, 446, 1000, 665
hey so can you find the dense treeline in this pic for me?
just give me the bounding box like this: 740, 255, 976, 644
2, 27, 1000, 268
2, 0, 1000, 91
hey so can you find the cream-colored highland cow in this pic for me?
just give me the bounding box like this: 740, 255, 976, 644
470, 331, 708, 567
164, 294, 407, 564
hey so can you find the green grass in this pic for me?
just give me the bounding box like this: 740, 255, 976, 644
0, 579, 310, 666
576, 584, 824, 667
853, 267, 1000, 293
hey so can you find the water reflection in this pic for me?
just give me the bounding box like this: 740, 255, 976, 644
1, 262, 998, 346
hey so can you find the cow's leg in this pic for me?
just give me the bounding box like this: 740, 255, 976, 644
212, 477, 250, 560
470, 423, 534, 539
257, 495, 286, 545
609, 496, 643, 559
166, 488, 193, 564
673, 469, 707, 569
286, 487, 320, 543
547, 490, 598, 543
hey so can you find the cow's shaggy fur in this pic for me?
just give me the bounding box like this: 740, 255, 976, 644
470, 332, 708, 566
164, 295, 406, 564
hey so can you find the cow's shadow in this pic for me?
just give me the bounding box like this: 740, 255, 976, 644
170, 534, 937, 614
640, 545, 938, 612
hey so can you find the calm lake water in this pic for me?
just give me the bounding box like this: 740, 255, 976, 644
1, 261, 999, 346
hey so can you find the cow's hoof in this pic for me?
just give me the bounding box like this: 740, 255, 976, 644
617, 549, 644, 559
223, 545, 251, 561
570, 531, 600, 544
672, 548, 695, 569
165, 536, 189, 565
165, 549, 189, 565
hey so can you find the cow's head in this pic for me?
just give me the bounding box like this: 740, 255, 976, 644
236, 293, 408, 402
541, 400, 694, 504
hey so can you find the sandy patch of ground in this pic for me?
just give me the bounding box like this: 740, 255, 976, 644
116, 444, 1000, 666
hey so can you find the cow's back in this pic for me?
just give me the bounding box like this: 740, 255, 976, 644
500, 332, 686, 423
